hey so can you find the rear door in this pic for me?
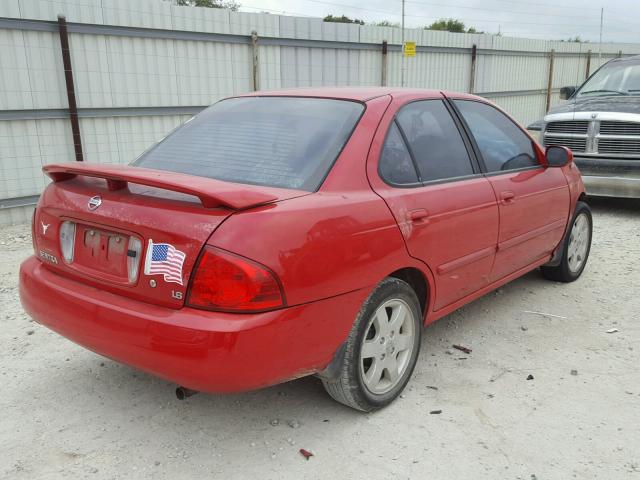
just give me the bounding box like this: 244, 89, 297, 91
451, 99, 570, 281
368, 97, 499, 311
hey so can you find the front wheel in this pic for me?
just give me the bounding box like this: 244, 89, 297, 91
321, 277, 422, 412
541, 200, 592, 282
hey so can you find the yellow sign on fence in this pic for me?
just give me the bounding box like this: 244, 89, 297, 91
403, 41, 416, 57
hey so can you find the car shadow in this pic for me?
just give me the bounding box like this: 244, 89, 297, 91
587, 196, 640, 216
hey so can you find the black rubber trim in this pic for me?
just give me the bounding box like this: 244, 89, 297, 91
316, 341, 348, 381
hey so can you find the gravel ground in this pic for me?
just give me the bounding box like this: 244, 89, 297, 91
1, 197, 639, 480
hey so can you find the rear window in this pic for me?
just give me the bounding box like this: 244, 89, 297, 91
133, 97, 364, 191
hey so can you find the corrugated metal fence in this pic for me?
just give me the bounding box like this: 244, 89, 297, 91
2, 0, 639, 225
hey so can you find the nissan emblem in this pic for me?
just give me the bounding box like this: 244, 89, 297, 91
88, 195, 102, 211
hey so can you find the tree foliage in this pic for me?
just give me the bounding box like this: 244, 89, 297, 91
374, 20, 401, 27
425, 18, 479, 34
323, 14, 365, 25
175, 0, 240, 10
562, 36, 589, 43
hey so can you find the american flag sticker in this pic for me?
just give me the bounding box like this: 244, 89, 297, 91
143, 239, 186, 285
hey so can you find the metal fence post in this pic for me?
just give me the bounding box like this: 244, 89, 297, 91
469, 44, 477, 94
381, 40, 388, 87
57, 15, 83, 161
251, 30, 259, 91
585, 50, 591, 80
546, 49, 555, 112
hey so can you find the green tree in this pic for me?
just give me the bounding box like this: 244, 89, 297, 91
323, 14, 365, 25
425, 18, 478, 34
175, 0, 240, 10
374, 20, 401, 27
563, 36, 588, 43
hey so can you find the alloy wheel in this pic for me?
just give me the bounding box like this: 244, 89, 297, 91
567, 212, 590, 274
359, 299, 416, 395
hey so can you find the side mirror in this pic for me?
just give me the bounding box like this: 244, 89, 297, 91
546, 145, 573, 167
560, 86, 577, 100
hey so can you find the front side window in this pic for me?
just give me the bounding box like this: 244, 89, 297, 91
454, 100, 538, 173
396, 100, 475, 182
134, 97, 364, 191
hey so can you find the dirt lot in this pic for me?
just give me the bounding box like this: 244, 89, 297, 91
1, 197, 639, 480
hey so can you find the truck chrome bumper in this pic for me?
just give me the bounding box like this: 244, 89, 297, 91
582, 175, 640, 198
573, 157, 640, 198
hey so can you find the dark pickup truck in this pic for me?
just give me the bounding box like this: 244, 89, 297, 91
529, 55, 640, 198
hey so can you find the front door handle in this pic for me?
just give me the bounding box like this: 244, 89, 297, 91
500, 191, 516, 204
408, 209, 429, 224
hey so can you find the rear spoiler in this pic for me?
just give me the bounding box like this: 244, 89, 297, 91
43, 163, 279, 210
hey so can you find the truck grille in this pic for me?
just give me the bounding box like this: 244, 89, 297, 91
543, 118, 640, 157
599, 121, 640, 136
598, 139, 640, 155
544, 136, 587, 152
545, 121, 589, 134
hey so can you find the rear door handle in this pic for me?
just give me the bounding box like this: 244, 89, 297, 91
408, 209, 429, 224
500, 191, 516, 204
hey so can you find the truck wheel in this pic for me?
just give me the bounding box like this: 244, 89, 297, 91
321, 277, 422, 412
541, 201, 592, 282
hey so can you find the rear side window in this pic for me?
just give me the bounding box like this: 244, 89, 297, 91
379, 123, 420, 185
396, 100, 475, 182
134, 97, 364, 191
454, 100, 538, 173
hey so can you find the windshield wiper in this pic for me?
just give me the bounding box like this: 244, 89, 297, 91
580, 89, 628, 96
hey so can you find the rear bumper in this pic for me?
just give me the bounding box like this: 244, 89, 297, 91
19, 256, 367, 393
575, 156, 640, 198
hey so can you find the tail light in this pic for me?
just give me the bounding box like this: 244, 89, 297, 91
127, 236, 142, 283
187, 247, 284, 313
59, 221, 76, 263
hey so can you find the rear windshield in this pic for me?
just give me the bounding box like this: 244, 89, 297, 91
133, 97, 364, 191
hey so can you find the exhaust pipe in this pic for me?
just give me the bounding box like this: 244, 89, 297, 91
175, 386, 198, 400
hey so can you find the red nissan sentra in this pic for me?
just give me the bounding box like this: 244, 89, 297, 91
19, 88, 592, 411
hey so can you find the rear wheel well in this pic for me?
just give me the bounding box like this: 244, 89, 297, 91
578, 192, 587, 203
389, 268, 428, 315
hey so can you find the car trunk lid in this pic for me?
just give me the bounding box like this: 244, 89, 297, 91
34, 163, 307, 308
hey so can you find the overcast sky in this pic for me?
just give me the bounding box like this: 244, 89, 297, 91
238, 0, 640, 43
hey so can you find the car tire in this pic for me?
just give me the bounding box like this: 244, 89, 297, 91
321, 277, 422, 412
541, 200, 592, 282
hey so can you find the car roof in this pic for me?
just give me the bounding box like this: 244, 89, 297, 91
239, 87, 484, 103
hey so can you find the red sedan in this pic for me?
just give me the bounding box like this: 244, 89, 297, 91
19, 88, 592, 411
